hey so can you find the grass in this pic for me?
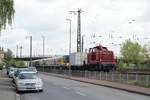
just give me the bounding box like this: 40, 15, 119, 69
127, 80, 150, 88
111, 78, 150, 88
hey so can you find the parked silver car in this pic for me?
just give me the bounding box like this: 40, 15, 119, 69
13, 68, 29, 83
28, 67, 37, 73
9, 68, 18, 78
15, 71, 43, 92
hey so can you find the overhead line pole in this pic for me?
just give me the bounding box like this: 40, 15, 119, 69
42, 36, 45, 57
16, 45, 18, 58
30, 36, 32, 67
20, 46, 22, 57
69, 8, 82, 52
66, 18, 72, 76
42, 36, 45, 72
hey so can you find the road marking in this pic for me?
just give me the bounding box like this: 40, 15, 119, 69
15, 93, 20, 100
63, 87, 71, 90
75, 91, 87, 96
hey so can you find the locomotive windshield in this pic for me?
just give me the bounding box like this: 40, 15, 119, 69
93, 47, 99, 52
102, 47, 107, 51
93, 46, 108, 52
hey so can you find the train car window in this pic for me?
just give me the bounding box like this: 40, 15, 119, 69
63, 56, 69, 63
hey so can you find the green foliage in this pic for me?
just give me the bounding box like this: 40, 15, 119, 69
3, 49, 15, 67
15, 61, 26, 68
3, 49, 27, 68
0, 65, 3, 70
4, 59, 15, 67
127, 80, 150, 88
4, 49, 13, 61
120, 40, 147, 69
119, 60, 134, 69
143, 59, 150, 69
0, 0, 15, 32
32, 61, 40, 66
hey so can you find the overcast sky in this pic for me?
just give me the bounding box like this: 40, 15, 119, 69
0, 0, 150, 57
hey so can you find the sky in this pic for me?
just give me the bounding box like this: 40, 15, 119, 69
0, 0, 150, 57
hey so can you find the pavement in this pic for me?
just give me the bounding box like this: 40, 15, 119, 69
39, 71, 150, 96
0, 69, 7, 78
0, 69, 17, 100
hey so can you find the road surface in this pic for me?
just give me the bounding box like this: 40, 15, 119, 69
20, 74, 150, 100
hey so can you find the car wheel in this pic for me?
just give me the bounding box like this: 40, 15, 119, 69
39, 89, 43, 92
16, 87, 19, 93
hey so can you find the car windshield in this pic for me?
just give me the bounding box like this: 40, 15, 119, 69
10, 69, 14, 72
18, 73, 38, 79
28, 67, 37, 71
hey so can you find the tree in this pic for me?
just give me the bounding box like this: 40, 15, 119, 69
120, 40, 147, 69
3, 49, 15, 67
0, 0, 15, 32
4, 49, 13, 60
15, 60, 26, 68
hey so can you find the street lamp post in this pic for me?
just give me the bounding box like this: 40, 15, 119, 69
42, 36, 45, 72
42, 36, 45, 57
26, 36, 32, 67
16, 45, 18, 58
20, 46, 22, 57
66, 18, 72, 76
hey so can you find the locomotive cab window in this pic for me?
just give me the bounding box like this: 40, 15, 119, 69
93, 47, 99, 52
102, 47, 107, 51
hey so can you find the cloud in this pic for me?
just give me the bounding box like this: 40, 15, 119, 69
1, 0, 149, 57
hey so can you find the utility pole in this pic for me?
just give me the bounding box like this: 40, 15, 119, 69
42, 36, 45, 72
66, 19, 72, 55
20, 46, 22, 57
82, 35, 84, 52
16, 45, 18, 58
26, 36, 32, 67
69, 8, 82, 52
66, 18, 72, 76
30, 36, 32, 67
29, 36, 32, 66
42, 36, 45, 56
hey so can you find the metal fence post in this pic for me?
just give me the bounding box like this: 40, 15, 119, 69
127, 73, 128, 84
136, 74, 138, 82
119, 73, 121, 82
100, 72, 101, 80
85, 71, 86, 78
90, 71, 91, 79
106, 72, 107, 80
146, 75, 149, 87
95, 71, 97, 79
88, 71, 89, 79
112, 72, 114, 81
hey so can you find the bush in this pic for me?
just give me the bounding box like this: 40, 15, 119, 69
0, 65, 3, 70
119, 60, 134, 69
15, 61, 26, 68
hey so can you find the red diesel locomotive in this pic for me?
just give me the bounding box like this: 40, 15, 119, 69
86, 45, 118, 71
70, 45, 118, 71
